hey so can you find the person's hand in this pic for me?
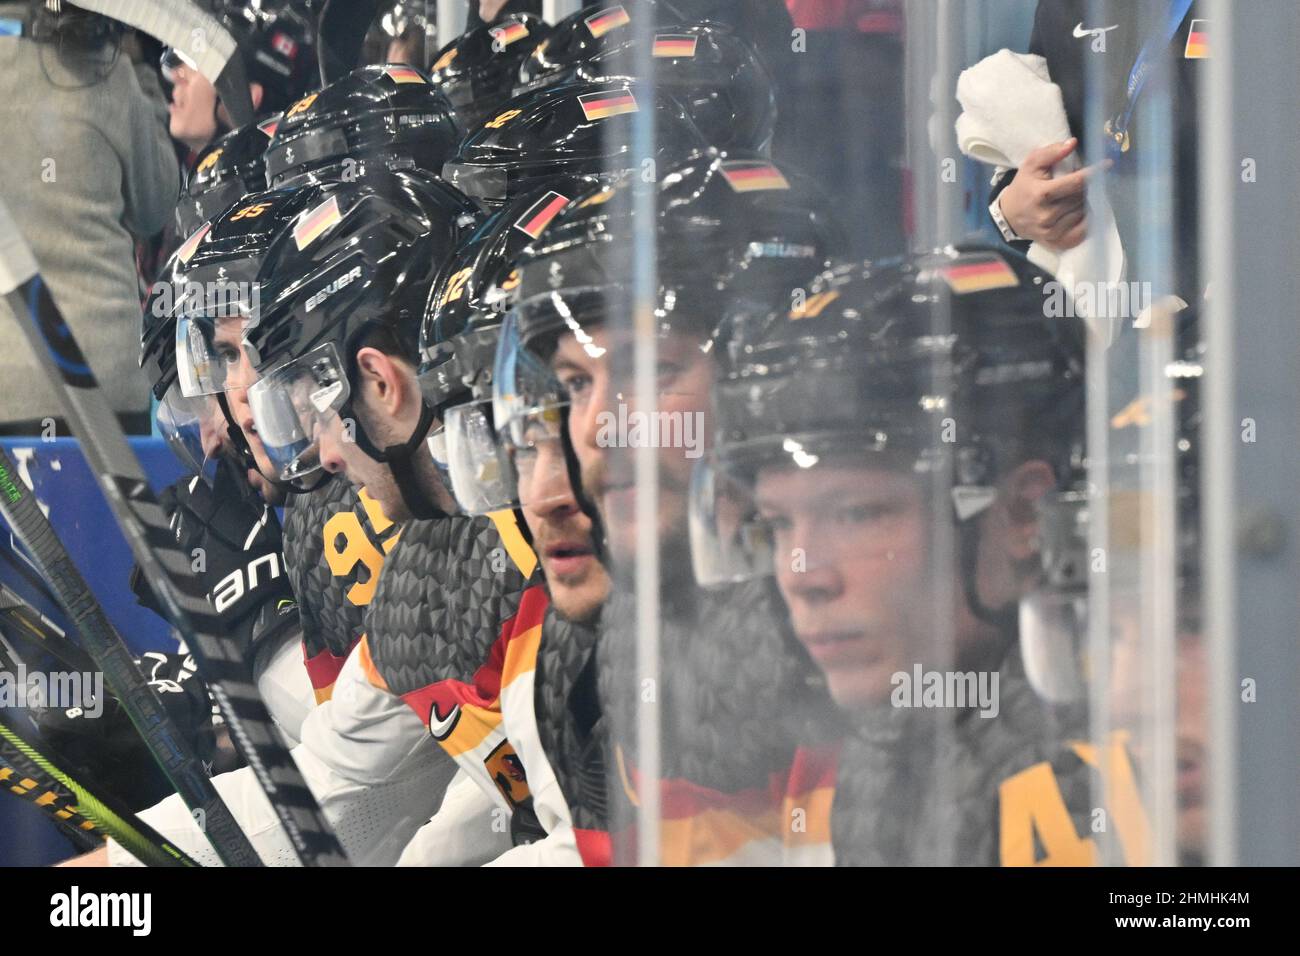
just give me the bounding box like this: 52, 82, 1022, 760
56, 846, 110, 867
997, 139, 1109, 251
479, 0, 511, 23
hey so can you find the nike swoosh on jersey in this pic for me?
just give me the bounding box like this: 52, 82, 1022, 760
1073, 22, 1118, 38
429, 700, 462, 741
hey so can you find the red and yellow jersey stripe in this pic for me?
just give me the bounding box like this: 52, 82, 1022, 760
614, 743, 839, 866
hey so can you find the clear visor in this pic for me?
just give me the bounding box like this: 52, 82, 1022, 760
426, 422, 451, 480
503, 403, 574, 512
441, 398, 518, 515
1018, 490, 1091, 704
491, 306, 566, 437
689, 436, 945, 588
156, 383, 220, 486
175, 301, 258, 398
246, 342, 351, 482
688, 452, 776, 588
491, 288, 625, 435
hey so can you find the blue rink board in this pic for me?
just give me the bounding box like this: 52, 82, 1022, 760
0, 437, 186, 866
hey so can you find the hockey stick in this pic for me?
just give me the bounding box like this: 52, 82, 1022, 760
0, 632, 95, 854
0, 711, 198, 867
317, 0, 381, 86
1, 511, 75, 629
0, 202, 348, 866
0, 444, 261, 866
0, 754, 101, 855
74, 0, 255, 127
0, 575, 211, 862
0, 580, 98, 676
0, 632, 198, 864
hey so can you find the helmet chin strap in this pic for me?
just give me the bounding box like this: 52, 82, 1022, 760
559, 408, 606, 566
342, 397, 446, 520
216, 392, 260, 477
958, 515, 1019, 636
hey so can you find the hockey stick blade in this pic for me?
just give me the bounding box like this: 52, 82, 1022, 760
0, 635, 197, 863
0, 445, 261, 866
0, 710, 198, 867
0, 200, 348, 866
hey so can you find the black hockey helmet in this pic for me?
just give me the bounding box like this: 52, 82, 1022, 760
426, 12, 551, 131
417, 177, 597, 513
514, 0, 682, 93
689, 245, 1088, 623
176, 114, 282, 238
505, 149, 841, 361
145, 190, 313, 484
486, 151, 842, 520
518, 15, 776, 153
237, 170, 480, 508
442, 79, 709, 207
264, 64, 463, 188
361, 1, 435, 67
576, 20, 776, 153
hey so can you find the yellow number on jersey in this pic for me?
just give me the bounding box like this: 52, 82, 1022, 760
999, 732, 1150, 866
999, 762, 1097, 866
322, 488, 400, 607
1070, 733, 1151, 866
484, 739, 531, 809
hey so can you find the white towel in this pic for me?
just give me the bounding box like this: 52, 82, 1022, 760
955, 49, 1125, 328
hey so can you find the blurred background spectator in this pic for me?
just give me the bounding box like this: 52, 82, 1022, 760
0, 0, 179, 434
361, 1, 436, 67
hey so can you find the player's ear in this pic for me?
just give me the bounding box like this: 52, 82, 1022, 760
354, 347, 401, 414
249, 82, 265, 112
999, 459, 1057, 562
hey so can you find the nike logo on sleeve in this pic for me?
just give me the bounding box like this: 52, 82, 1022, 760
1073, 22, 1118, 39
